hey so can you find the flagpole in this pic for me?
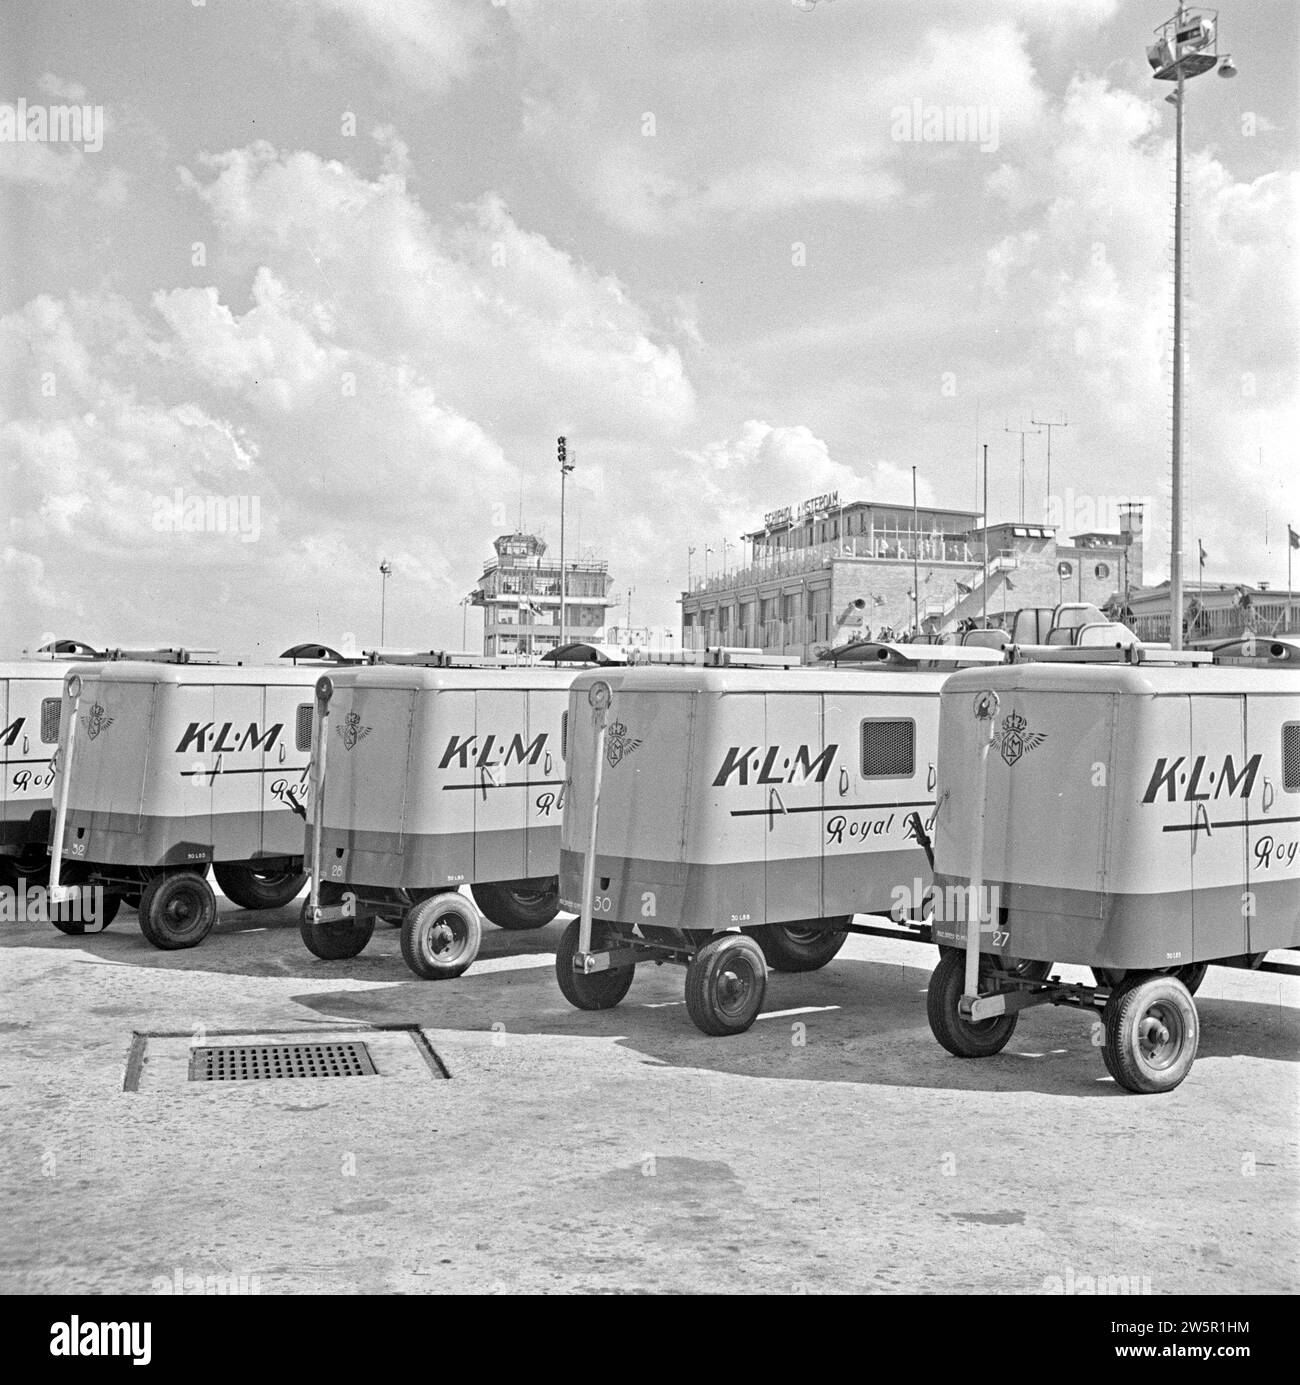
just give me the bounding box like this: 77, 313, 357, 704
982, 443, 989, 628
1289, 525, 1295, 633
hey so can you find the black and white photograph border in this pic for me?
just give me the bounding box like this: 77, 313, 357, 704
1, 0, 1296, 1346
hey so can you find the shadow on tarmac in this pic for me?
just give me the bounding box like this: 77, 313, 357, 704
8, 904, 1297, 1098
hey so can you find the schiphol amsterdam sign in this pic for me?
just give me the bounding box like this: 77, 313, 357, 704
763, 491, 840, 530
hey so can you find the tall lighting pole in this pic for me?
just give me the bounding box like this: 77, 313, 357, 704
982, 443, 989, 629
558, 436, 573, 649
1147, 6, 1236, 648
378, 559, 392, 646
911, 466, 920, 635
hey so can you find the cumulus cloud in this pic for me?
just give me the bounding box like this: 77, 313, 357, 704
1, 134, 698, 652
276, 0, 497, 90
510, 6, 1048, 233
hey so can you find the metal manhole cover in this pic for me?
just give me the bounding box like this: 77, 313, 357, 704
189, 1041, 377, 1082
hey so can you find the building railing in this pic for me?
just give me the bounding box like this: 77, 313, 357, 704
683, 612, 840, 653
1130, 597, 1300, 643
686, 534, 985, 597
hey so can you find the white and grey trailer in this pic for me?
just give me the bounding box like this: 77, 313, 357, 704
47, 651, 343, 948
301, 652, 595, 979
925, 638, 1300, 1092
556, 644, 1004, 1035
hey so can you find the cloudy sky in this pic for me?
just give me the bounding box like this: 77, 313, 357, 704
1, 0, 1295, 658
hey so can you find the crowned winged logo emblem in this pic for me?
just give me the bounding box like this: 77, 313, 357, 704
84, 703, 113, 740
997, 711, 1047, 766
604, 720, 642, 768
338, 711, 372, 751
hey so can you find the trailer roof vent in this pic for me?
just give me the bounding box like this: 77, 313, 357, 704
1283, 723, 1300, 792
861, 717, 915, 779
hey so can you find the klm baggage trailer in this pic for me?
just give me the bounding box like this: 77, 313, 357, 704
2, 642, 187, 913
47, 655, 337, 949
557, 645, 1005, 1036
1, 660, 78, 893
300, 656, 579, 978
926, 642, 1300, 1093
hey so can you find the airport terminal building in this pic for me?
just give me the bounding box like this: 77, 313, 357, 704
680, 493, 1144, 659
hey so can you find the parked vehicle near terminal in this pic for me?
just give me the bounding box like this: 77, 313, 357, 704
1, 641, 174, 898
2, 658, 81, 892
300, 651, 604, 978
555, 643, 1004, 1036
925, 637, 1300, 1092
47, 648, 345, 948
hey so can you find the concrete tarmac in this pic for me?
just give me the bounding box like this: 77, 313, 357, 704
2, 894, 1296, 1295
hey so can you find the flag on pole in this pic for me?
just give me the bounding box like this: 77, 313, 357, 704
956, 580, 973, 595
1289, 524, 1299, 550
1005, 576, 1015, 591
1198, 539, 1208, 565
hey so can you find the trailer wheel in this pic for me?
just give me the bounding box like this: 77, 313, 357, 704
1101, 974, 1199, 1094
471, 878, 560, 931
298, 884, 375, 960
138, 871, 217, 951
212, 860, 307, 911
47, 869, 121, 935
926, 947, 1018, 1058
685, 933, 767, 1037
752, 919, 849, 973
400, 893, 481, 980
554, 919, 635, 1010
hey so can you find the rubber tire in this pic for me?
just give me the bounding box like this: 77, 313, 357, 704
212, 860, 307, 911
53, 891, 122, 935
138, 872, 217, 951
926, 946, 1018, 1058
554, 919, 635, 1010
1101, 974, 1199, 1094
684, 933, 767, 1037
471, 878, 560, 931
400, 893, 482, 980
752, 919, 849, 973
298, 884, 374, 960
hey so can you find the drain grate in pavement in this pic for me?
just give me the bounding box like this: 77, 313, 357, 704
189, 1041, 377, 1082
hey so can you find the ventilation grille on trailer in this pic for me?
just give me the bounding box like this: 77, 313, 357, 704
296, 704, 314, 752
861, 718, 915, 778
1284, 723, 1300, 792
41, 698, 62, 743
561, 711, 568, 759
